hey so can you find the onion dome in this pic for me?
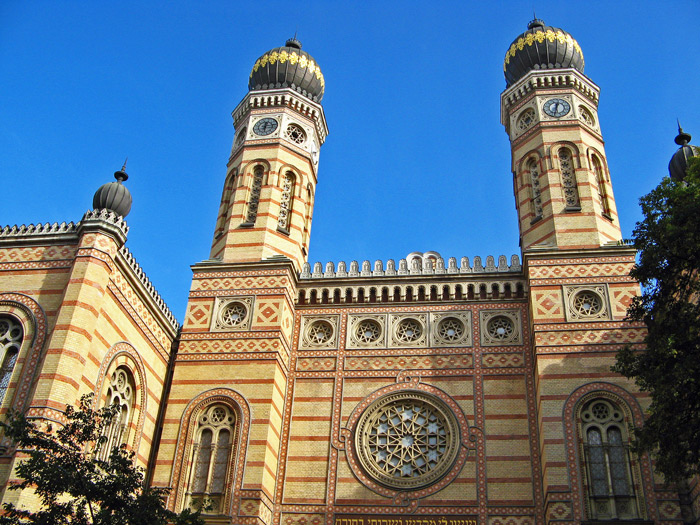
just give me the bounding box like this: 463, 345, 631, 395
249, 37, 325, 102
669, 123, 699, 181
92, 163, 132, 217
504, 18, 585, 87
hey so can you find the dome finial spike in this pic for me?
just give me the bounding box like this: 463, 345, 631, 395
674, 120, 692, 146
114, 158, 129, 183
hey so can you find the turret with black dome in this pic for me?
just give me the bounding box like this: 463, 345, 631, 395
249, 37, 325, 102
504, 18, 585, 87
92, 164, 132, 218
669, 124, 698, 181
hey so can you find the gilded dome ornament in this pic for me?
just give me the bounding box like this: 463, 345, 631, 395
248, 37, 325, 102
503, 18, 584, 87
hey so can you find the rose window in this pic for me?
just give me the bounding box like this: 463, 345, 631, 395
285, 123, 306, 145
517, 108, 536, 131
437, 317, 465, 343
355, 392, 460, 489
307, 320, 333, 345
220, 302, 247, 327
356, 320, 381, 343
487, 316, 514, 340
573, 291, 603, 317
396, 318, 422, 343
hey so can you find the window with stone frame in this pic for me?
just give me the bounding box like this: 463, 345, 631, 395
246, 165, 264, 224
592, 155, 611, 217
188, 404, 236, 513
0, 316, 22, 405
214, 170, 236, 238
580, 398, 641, 521
558, 148, 581, 209
528, 159, 543, 219
277, 171, 295, 232
98, 366, 135, 461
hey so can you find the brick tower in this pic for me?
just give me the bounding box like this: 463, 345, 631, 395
152, 38, 327, 522
501, 19, 650, 522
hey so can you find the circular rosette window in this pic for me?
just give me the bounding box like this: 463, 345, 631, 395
354, 391, 460, 490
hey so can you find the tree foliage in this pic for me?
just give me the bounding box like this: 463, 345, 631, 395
0, 395, 204, 525
614, 156, 700, 482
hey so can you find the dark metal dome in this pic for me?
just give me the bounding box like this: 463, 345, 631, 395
504, 18, 585, 87
93, 165, 132, 217
249, 38, 325, 102
669, 124, 699, 181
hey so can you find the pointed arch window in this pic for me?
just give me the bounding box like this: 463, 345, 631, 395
528, 159, 543, 220
0, 316, 22, 405
188, 404, 236, 513
558, 148, 580, 209
580, 398, 641, 520
277, 171, 295, 232
592, 156, 611, 217
245, 165, 264, 224
99, 367, 135, 460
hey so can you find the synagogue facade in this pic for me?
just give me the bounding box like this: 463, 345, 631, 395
0, 19, 698, 525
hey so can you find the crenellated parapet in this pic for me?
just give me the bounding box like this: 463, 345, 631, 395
300, 254, 521, 279
297, 254, 525, 305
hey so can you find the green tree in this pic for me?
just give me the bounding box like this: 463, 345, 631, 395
0, 395, 205, 525
614, 156, 700, 482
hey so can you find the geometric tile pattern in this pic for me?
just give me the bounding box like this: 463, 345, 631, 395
481, 352, 524, 368
344, 354, 473, 371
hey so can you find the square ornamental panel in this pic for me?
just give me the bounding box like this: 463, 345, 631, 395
211, 296, 255, 332
299, 315, 340, 350
479, 309, 523, 346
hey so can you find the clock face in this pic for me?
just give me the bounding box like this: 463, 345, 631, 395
253, 117, 278, 136
543, 98, 571, 118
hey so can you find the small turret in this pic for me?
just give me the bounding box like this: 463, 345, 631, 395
92, 162, 132, 217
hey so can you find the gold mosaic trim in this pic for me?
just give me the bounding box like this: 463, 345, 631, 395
250, 50, 325, 90
503, 30, 584, 72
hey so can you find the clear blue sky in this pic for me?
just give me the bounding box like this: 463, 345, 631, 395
2, 1, 699, 321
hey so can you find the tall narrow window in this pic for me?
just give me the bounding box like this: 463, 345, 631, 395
99, 367, 134, 460
592, 156, 611, 216
0, 316, 22, 405
188, 404, 236, 513
580, 398, 640, 520
214, 171, 236, 238
528, 159, 543, 219
246, 166, 264, 224
559, 148, 580, 209
277, 171, 295, 232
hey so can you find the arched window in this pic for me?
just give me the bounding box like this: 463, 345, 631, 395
214, 171, 236, 238
580, 398, 640, 520
592, 156, 611, 216
99, 367, 135, 460
246, 165, 264, 224
0, 316, 22, 405
558, 148, 580, 209
528, 159, 543, 219
277, 171, 295, 232
188, 404, 236, 512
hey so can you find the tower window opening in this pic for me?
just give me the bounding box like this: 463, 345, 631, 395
381, 287, 389, 303
559, 148, 581, 209
442, 285, 450, 301
528, 159, 543, 220
593, 156, 612, 217
333, 289, 341, 304
246, 166, 264, 224
277, 171, 295, 232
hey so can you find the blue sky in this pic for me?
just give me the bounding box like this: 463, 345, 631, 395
2, 1, 699, 321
